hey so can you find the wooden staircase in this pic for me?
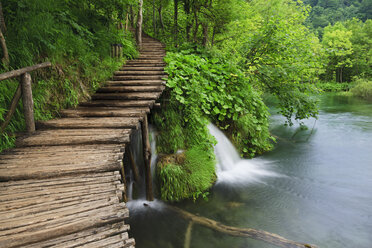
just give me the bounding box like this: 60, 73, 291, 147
0, 35, 166, 247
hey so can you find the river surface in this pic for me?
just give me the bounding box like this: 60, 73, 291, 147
127, 94, 372, 248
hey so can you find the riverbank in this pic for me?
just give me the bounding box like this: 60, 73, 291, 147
128, 93, 372, 248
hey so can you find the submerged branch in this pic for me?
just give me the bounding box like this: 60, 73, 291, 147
184, 221, 193, 248
168, 206, 318, 248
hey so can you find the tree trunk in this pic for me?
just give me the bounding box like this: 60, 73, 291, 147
0, 1, 6, 33
184, 0, 191, 42
211, 27, 216, 47
136, 0, 143, 46
193, 11, 199, 43
0, 28, 9, 66
202, 23, 209, 47
129, 5, 135, 28
153, 0, 156, 36
174, 0, 179, 47
158, 5, 165, 31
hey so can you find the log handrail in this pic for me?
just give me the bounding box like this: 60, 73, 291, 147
0, 62, 51, 81
0, 62, 52, 134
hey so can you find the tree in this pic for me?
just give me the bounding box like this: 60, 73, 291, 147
322, 22, 353, 82
217, 0, 322, 124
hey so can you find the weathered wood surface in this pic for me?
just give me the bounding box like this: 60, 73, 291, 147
60, 107, 149, 118
80, 99, 156, 108
36, 117, 142, 130
113, 75, 166, 80
21, 73, 35, 132
141, 115, 153, 201
0, 34, 165, 247
169, 206, 318, 248
97, 85, 165, 93
0, 84, 21, 133
105, 80, 166, 86
92, 92, 162, 101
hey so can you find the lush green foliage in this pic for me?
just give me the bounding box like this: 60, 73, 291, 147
304, 0, 371, 35
157, 147, 216, 202
155, 49, 273, 157
0, 0, 137, 151
317, 19, 372, 83
145, 0, 323, 125
350, 78, 372, 100
215, 0, 322, 125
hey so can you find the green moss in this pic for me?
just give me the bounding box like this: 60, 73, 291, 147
157, 147, 216, 202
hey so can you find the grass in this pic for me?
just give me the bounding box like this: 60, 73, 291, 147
157, 146, 217, 202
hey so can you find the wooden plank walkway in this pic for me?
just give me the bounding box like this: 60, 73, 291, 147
0, 35, 166, 247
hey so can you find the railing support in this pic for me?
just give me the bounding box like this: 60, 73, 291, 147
20, 73, 35, 133
141, 115, 154, 201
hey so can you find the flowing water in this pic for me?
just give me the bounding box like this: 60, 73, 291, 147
127, 94, 372, 248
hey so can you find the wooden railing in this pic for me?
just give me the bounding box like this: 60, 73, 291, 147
0, 62, 52, 134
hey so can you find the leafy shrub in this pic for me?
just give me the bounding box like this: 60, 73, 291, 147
315, 82, 351, 92
350, 78, 372, 100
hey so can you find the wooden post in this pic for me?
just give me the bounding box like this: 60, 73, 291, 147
120, 160, 128, 203
0, 85, 21, 133
20, 73, 35, 133
119, 45, 122, 58
128, 147, 140, 183
141, 115, 154, 201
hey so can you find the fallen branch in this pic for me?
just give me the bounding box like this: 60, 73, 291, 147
168, 206, 317, 248
184, 221, 193, 248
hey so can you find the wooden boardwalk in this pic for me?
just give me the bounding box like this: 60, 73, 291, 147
0, 35, 166, 247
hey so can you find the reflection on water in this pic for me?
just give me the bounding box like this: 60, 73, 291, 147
127, 94, 372, 248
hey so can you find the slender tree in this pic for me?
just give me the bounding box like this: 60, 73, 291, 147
136, 0, 143, 46
0, 1, 8, 67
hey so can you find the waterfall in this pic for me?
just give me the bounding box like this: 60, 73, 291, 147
208, 124, 279, 186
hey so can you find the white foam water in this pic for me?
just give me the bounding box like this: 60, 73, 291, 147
126, 199, 166, 213
208, 123, 279, 186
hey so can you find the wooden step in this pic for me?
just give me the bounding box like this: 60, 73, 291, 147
92, 92, 162, 101
123, 62, 166, 67
0, 151, 125, 180
105, 80, 165, 87
114, 70, 166, 75
138, 51, 166, 54
0, 201, 128, 247
127, 59, 164, 63
138, 55, 165, 59
8, 144, 124, 156
60, 107, 149, 118
97, 85, 165, 93
36, 117, 141, 130
113, 75, 166, 81
120, 66, 164, 71
16, 129, 131, 147
22, 223, 133, 248
79, 100, 156, 108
